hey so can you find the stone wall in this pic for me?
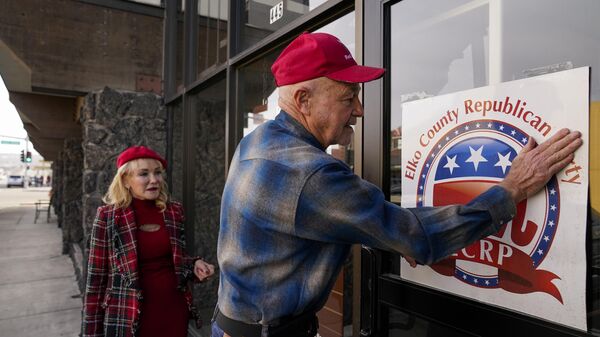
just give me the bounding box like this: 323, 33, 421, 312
50, 136, 86, 289
51, 154, 64, 229
61, 138, 84, 287
61, 138, 83, 250
80, 87, 166, 260
170, 102, 184, 202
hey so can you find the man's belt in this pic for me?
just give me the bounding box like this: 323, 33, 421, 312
215, 307, 319, 337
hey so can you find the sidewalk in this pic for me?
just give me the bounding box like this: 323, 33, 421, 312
0, 205, 81, 337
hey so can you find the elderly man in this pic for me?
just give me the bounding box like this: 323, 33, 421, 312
211, 32, 582, 337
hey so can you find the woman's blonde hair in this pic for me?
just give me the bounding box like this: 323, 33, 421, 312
102, 158, 169, 211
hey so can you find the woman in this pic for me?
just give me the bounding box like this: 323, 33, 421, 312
82, 145, 215, 337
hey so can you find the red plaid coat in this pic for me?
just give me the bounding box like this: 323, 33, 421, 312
82, 201, 197, 337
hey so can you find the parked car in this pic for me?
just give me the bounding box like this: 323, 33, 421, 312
7, 175, 24, 188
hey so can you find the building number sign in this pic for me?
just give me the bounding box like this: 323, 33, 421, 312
270, 1, 283, 24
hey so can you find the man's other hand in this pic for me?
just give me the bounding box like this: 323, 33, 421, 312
499, 128, 583, 203
403, 255, 417, 268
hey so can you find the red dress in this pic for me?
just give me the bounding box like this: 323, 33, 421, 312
132, 198, 189, 337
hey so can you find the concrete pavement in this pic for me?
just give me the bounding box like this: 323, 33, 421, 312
0, 205, 81, 337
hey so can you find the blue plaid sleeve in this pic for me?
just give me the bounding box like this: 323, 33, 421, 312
295, 163, 516, 265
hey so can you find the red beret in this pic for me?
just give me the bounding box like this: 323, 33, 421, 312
117, 146, 167, 169
271, 32, 385, 86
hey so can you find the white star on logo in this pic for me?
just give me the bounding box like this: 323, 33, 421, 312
446, 136, 450, 141
474, 278, 478, 284
543, 235, 550, 242
476, 123, 481, 128
548, 220, 555, 227
511, 130, 516, 136
454, 130, 459, 135
465, 145, 488, 171
487, 123, 493, 128
538, 249, 544, 255
494, 152, 512, 174
426, 163, 430, 167
463, 275, 467, 280
443, 155, 460, 175
499, 125, 505, 131
550, 188, 556, 195
551, 204, 556, 211
522, 137, 528, 143
419, 185, 423, 190
485, 280, 490, 285
465, 125, 470, 131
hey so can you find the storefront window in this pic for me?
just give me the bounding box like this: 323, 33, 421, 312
237, 12, 355, 335
501, 3, 600, 332
239, 11, 356, 163
239, 0, 328, 52
170, 100, 184, 202
389, 0, 488, 203
388, 0, 599, 334
175, 0, 185, 92
197, 0, 228, 77
191, 78, 226, 323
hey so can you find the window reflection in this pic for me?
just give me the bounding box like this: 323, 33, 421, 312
499, 10, 600, 329
191, 78, 226, 294
197, 0, 228, 77
240, 0, 329, 53
497, 0, 599, 332
175, 0, 185, 92
386, 306, 469, 337
240, 11, 356, 164
389, 0, 488, 203
170, 101, 184, 202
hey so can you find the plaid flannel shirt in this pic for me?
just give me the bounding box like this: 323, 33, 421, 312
82, 201, 196, 337
216, 111, 516, 325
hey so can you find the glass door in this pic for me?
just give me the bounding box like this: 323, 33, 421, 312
362, 0, 600, 336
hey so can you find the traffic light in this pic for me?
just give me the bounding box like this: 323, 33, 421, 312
25, 151, 32, 163
20, 150, 25, 163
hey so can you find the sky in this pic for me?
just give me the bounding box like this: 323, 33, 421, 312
0, 75, 38, 155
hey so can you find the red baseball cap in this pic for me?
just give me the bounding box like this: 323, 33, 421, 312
117, 146, 167, 169
271, 32, 385, 86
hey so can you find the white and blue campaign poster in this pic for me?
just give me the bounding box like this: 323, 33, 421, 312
400, 67, 589, 330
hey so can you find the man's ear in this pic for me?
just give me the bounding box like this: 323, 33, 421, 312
293, 87, 311, 116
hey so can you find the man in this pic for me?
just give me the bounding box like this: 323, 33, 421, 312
211, 32, 582, 337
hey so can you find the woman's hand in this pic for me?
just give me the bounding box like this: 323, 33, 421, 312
193, 259, 215, 281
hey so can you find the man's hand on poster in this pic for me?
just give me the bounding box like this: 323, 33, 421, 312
499, 128, 583, 204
